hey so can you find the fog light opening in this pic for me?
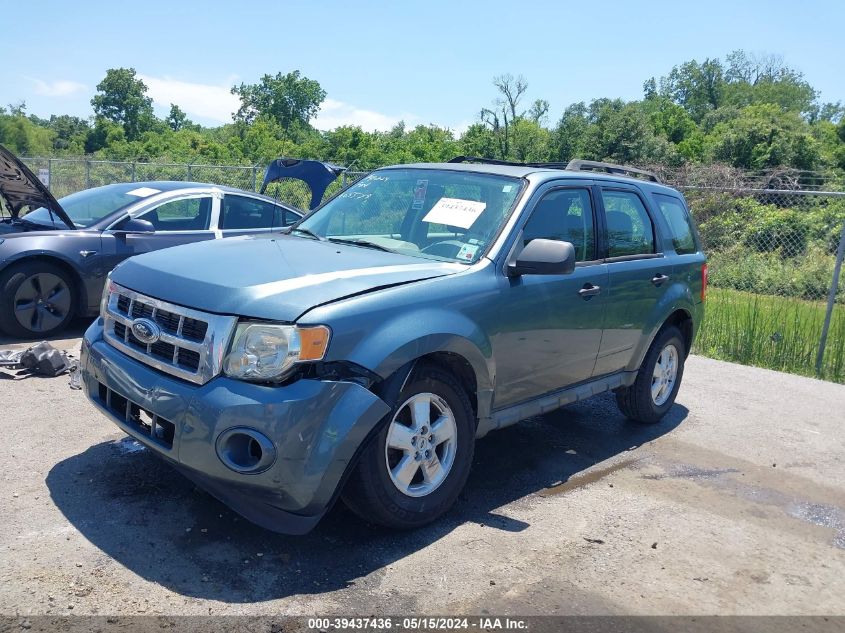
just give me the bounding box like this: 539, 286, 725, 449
216, 428, 276, 474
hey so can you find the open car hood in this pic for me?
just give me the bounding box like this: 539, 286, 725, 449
260, 158, 346, 210
0, 144, 74, 230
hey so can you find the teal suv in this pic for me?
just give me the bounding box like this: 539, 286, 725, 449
80, 158, 706, 534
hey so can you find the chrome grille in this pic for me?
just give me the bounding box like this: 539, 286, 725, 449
103, 283, 237, 384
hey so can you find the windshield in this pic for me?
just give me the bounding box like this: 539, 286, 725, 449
296, 169, 523, 263
23, 182, 159, 228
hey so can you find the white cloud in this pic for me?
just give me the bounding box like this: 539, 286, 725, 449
139, 74, 240, 123
28, 78, 86, 97
313, 98, 418, 132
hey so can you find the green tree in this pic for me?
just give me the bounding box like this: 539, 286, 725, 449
705, 104, 821, 169
231, 71, 326, 133
165, 104, 193, 131
84, 117, 127, 155
91, 68, 155, 141
458, 123, 498, 159
0, 109, 54, 155
550, 102, 590, 163
47, 115, 90, 153
510, 118, 550, 162
659, 58, 725, 122
480, 73, 530, 158
723, 51, 817, 116
582, 99, 675, 165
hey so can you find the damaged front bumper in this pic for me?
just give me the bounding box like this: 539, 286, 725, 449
80, 319, 390, 534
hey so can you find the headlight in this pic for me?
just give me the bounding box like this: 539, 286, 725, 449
223, 323, 330, 382
100, 273, 115, 318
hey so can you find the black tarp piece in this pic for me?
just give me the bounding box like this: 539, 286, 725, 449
260, 158, 346, 210
0, 341, 79, 385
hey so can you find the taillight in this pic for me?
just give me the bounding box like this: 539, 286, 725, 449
701, 263, 708, 301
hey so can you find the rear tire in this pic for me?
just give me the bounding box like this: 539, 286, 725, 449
615, 325, 685, 424
342, 364, 475, 529
0, 261, 77, 338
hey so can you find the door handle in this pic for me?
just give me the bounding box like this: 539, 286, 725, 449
651, 273, 670, 286
578, 283, 601, 299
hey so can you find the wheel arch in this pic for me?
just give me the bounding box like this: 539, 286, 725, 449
625, 273, 700, 374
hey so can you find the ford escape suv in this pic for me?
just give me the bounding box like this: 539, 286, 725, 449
80, 157, 706, 534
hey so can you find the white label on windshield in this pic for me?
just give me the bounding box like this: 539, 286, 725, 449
422, 197, 486, 229
126, 187, 161, 197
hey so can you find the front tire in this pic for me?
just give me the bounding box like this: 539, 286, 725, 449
342, 365, 475, 529
615, 325, 685, 424
0, 261, 77, 338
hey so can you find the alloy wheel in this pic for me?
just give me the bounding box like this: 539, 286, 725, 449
651, 343, 679, 406
384, 392, 458, 498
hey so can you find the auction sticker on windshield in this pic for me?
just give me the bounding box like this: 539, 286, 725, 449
423, 197, 486, 229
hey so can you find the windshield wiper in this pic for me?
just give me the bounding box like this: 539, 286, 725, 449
287, 227, 326, 241
327, 237, 396, 253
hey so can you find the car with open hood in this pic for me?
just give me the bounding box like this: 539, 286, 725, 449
0, 145, 343, 338
80, 157, 707, 534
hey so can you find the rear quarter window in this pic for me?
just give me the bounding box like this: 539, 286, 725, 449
653, 193, 697, 255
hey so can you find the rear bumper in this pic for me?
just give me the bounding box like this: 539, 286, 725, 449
81, 319, 390, 534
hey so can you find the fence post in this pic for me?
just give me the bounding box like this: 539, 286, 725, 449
187, 164, 193, 181
816, 217, 845, 376
47, 158, 52, 189
131, 162, 136, 182
252, 164, 258, 192
85, 160, 91, 189
342, 171, 347, 188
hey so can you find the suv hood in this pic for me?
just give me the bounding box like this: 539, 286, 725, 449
0, 144, 75, 230
112, 234, 464, 322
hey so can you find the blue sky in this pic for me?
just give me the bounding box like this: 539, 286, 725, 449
2, 0, 843, 132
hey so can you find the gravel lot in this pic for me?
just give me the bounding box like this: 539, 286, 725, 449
1, 320, 844, 617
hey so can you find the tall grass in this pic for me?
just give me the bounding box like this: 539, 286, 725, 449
694, 288, 845, 383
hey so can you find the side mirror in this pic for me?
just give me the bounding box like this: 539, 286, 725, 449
114, 218, 155, 234
508, 238, 576, 276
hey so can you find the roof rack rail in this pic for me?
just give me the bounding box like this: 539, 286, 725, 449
565, 160, 662, 183
448, 156, 571, 169
448, 156, 663, 183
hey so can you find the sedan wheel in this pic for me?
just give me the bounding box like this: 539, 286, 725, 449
14, 272, 73, 334
0, 262, 77, 338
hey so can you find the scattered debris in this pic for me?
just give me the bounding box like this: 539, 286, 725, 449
583, 537, 605, 544
651, 542, 658, 549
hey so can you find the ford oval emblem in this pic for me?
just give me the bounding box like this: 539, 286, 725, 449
131, 318, 161, 344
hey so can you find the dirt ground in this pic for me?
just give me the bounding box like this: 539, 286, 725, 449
1, 320, 844, 617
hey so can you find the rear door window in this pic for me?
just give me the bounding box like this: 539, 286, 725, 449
221, 195, 293, 229
600, 190, 655, 257
653, 193, 697, 254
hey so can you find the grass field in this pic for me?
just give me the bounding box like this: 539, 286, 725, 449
693, 287, 845, 383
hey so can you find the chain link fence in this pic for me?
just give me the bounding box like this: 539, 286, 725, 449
672, 173, 845, 383
19, 157, 371, 210
18, 157, 845, 382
